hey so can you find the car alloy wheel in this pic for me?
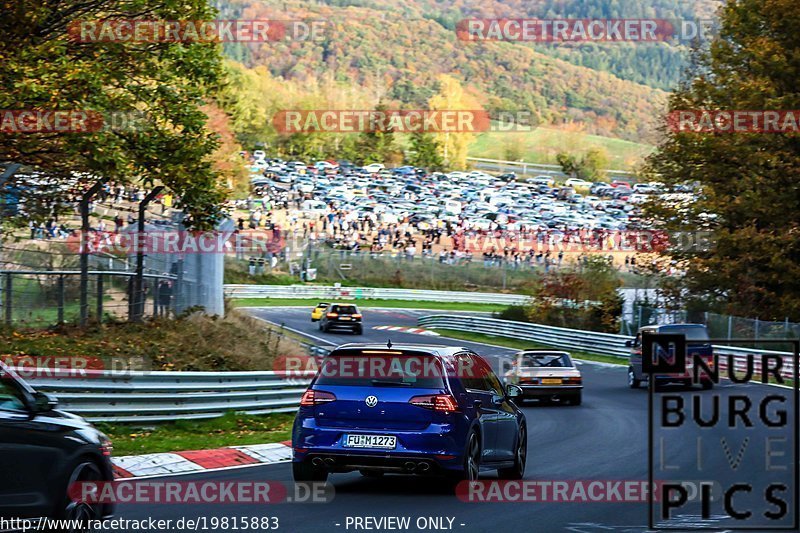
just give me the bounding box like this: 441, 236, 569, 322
465, 433, 481, 481
516, 429, 527, 476
62, 462, 102, 533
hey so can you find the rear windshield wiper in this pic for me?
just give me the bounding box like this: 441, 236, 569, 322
370, 379, 413, 387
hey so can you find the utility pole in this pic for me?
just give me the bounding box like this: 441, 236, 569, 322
132, 186, 164, 321
80, 179, 107, 326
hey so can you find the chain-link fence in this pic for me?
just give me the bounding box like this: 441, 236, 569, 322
0, 270, 175, 327
1, 216, 231, 327
703, 311, 800, 341
621, 302, 800, 348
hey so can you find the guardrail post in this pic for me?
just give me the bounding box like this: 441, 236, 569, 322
153, 280, 159, 317
173, 260, 184, 314
57, 275, 65, 323
4, 273, 11, 325
96, 274, 104, 323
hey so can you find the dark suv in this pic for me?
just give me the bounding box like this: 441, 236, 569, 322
318, 303, 363, 334
0, 362, 115, 523
626, 323, 714, 389
292, 343, 527, 482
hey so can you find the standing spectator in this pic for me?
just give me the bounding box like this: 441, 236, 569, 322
156, 279, 172, 318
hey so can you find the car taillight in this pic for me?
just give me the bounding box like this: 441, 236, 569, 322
300, 390, 336, 406
352, 313, 362, 319
409, 394, 460, 413
519, 377, 536, 384
100, 437, 113, 457
326, 312, 338, 318
563, 376, 582, 385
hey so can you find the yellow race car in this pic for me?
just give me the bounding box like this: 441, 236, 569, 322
311, 303, 330, 322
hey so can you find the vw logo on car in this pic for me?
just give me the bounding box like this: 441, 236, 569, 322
365, 395, 378, 407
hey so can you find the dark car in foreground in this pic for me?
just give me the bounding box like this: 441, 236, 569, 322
292, 343, 527, 482
0, 362, 115, 527
626, 323, 714, 389
318, 303, 363, 334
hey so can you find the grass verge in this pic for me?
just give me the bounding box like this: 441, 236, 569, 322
432, 328, 627, 366
0, 309, 305, 372
97, 412, 295, 456
230, 298, 508, 312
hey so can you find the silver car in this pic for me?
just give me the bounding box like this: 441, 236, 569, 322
503, 350, 583, 405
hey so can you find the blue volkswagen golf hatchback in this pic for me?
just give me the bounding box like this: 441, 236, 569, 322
292, 343, 527, 482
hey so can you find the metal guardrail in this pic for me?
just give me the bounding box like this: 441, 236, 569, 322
224, 284, 531, 305
24, 370, 314, 423
419, 314, 631, 356
417, 314, 796, 379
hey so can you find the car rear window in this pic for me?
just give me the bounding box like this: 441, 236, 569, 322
520, 353, 572, 368
659, 326, 710, 341
314, 350, 445, 388
331, 305, 357, 314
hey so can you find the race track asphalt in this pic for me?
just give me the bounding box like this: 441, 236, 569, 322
111, 307, 797, 532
